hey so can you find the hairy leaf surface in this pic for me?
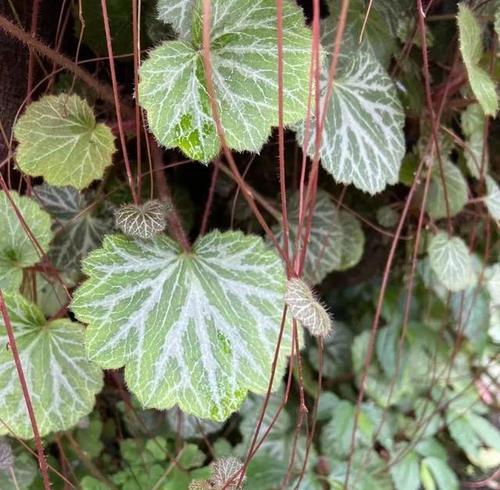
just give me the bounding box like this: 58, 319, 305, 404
0, 293, 103, 439
14, 95, 116, 189
72, 231, 292, 421
140, 0, 312, 162
0, 191, 53, 291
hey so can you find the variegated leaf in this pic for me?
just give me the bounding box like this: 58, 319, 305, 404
33, 184, 113, 283
139, 0, 312, 162
14, 94, 116, 189
0, 292, 103, 439
426, 160, 468, 220
0, 191, 53, 292
484, 175, 500, 221
296, 28, 405, 194
274, 191, 364, 285
157, 0, 195, 39
428, 232, 473, 292
71, 231, 293, 421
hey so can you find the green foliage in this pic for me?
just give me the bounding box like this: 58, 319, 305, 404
0, 191, 53, 291
457, 4, 498, 116
140, 0, 312, 162
0, 292, 103, 438
13, 95, 116, 189
72, 231, 293, 420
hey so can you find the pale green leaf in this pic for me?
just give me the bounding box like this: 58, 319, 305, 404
14, 94, 116, 189
34, 184, 113, 283
0, 292, 103, 439
72, 231, 293, 421
165, 409, 223, 439
0, 191, 53, 292
426, 161, 468, 220
428, 232, 473, 292
296, 27, 405, 194
484, 175, 500, 221
457, 4, 498, 116
485, 263, 500, 306
274, 191, 364, 285
390, 447, 420, 490
139, 0, 312, 162
157, 0, 195, 39
421, 458, 459, 490
461, 103, 487, 178
0, 440, 37, 489
377, 206, 399, 228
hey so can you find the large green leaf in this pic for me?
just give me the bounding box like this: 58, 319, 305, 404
139, 0, 312, 162
428, 232, 473, 292
33, 184, 113, 283
274, 191, 364, 285
0, 292, 103, 439
457, 4, 498, 116
390, 447, 420, 490
72, 231, 293, 421
296, 27, 405, 194
0, 191, 53, 292
426, 161, 468, 220
14, 94, 116, 189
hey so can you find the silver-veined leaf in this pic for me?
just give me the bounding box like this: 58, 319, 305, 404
14, 94, 116, 189
139, 0, 312, 162
72, 231, 293, 421
461, 103, 487, 178
457, 4, 498, 116
33, 184, 113, 283
157, 0, 195, 39
484, 175, 500, 221
426, 160, 468, 220
273, 191, 364, 285
428, 232, 473, 292
0, 292, 103, 439
296, 27, 405, 194
0, 191, 53, 292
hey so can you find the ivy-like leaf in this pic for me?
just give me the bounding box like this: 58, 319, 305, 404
0, 292, 103, 439
296, 28, 405, 194
33, 184, 113, 282
139, 0, 312, 162
426, 160, 468, 220
0, 191, 53, 291
457, 4, 498, 116
72, 231, 293, 421
428, 232, 473, 292
14, 94, 116, 189
484, 175, 500, 221
273, 191, 364, 285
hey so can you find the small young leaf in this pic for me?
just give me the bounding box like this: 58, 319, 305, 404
0, 292, 103, 439
72, 231, 293, 421
0, 191, 53, 291
484, 175, 500, 221
420, 457, 459, 490
426, 161, 468, 220
114, 200, 169, 239
0, 440, 13, 470
33, 184, 113, 282
14, 94, 116, 189
139, 0, 313, 162
284, 278, 332, 338
428, 232, 473, 292
210, 457, 245, 488
296, 28, 405, 194
457, 4, 498, 116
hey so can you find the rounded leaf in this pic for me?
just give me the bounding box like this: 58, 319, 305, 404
114, 200, 169, 239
